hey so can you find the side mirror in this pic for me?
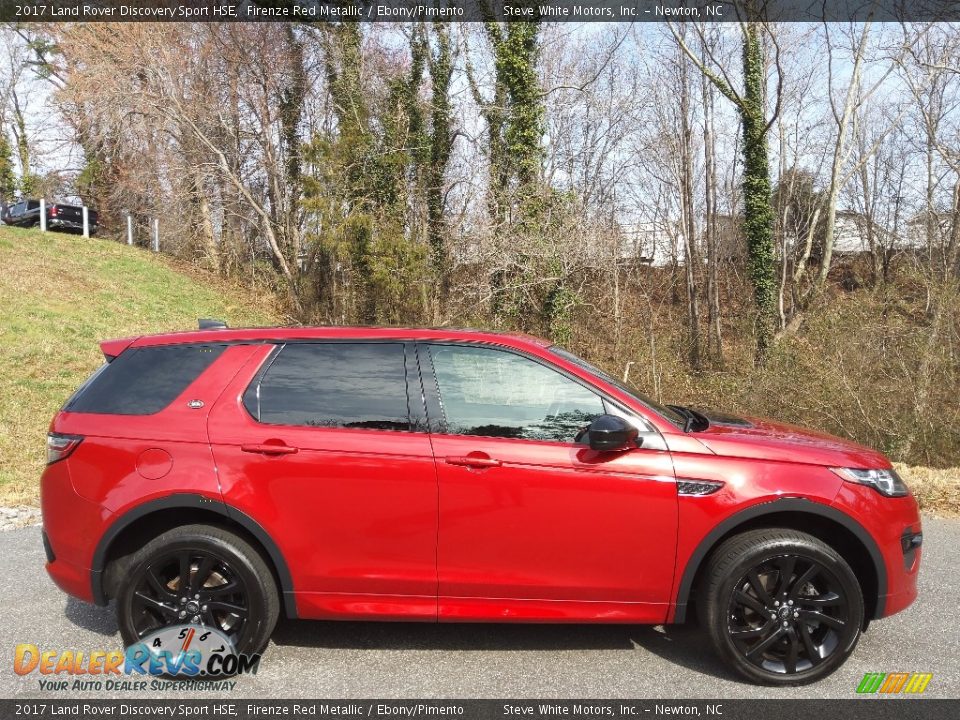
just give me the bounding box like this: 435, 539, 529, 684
581, 414, 639, 453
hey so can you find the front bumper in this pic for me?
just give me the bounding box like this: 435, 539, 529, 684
832, 484, 922, 619
881, 522, 922, 617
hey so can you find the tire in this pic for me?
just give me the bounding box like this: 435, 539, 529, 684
115, 524, 279, 657
698, 528, 864, 685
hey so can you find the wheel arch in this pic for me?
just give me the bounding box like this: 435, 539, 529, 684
673, 498, 886, 623
91, 493, 296, 618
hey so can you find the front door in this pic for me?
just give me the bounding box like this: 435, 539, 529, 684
422, 343, 678, 622
208, 341, 438, 620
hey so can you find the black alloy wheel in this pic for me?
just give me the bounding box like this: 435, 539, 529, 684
700, 528, 864, 685
115, 524, 279, 657
728, 555, 853, 675
128, 548, 250, 646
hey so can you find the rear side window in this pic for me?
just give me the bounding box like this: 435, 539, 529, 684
244, 343, 410, 431
66, 344, 226, 415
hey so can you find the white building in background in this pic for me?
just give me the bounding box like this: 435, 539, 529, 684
619, 210, 927, 268
830, 211, 914, 254
617, 215, 747, 268
455, 209, 933, 272
616, 221, 678, 267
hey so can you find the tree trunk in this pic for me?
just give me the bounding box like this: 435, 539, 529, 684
426, 24, 454, 321
679, 50, 701, 369
703, 73, 722, 362
740, 23, 777, 362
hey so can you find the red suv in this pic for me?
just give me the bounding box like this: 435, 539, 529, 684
41, 324, 922, 685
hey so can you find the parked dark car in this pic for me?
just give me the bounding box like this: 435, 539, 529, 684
2, 199, 98, 234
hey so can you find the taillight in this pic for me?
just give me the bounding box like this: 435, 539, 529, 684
46, 433, 83, 464
49, 205, 57, 217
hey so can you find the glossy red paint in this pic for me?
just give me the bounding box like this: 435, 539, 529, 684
40, 326, 921, 631
208, 344, 439, 620
433, 433, 676, 622
692, 415, 892, 468
831, 483, 921, 617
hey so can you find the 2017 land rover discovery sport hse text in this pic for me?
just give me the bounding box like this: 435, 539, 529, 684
41, 324, 922, 685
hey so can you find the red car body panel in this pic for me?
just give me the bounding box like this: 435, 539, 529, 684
432, 433, 677, 622
40, 326, 921, 628
694, 415, 893, 468
208, 344, 439, 620
831, 483, 921, 617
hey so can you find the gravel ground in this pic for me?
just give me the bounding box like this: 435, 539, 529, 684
1, 516, 957, 700
0, 505, 40, 532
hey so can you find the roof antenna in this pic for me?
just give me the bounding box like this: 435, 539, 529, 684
198, 318, 228, 330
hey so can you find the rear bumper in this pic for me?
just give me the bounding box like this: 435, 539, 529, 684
40, 459, 111, 605
45, 553, 95, 603
49, 219, 94, 231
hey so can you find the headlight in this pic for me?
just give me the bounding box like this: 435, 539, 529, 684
831, 467, 908, 497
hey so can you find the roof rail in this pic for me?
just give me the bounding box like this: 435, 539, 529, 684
198, 318, 228, 330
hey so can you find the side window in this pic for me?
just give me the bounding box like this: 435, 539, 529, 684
427, 344, 605, 442
26, 200, 39, 211
66, 344, 226, 415
245, 343, 411, 431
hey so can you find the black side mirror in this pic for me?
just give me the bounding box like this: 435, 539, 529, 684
581, 414, 639, 452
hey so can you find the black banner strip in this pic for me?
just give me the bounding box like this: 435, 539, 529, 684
1, 700, 957, 720
1, 0, 960, 24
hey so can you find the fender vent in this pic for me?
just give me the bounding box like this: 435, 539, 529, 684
678, 479, 724, 496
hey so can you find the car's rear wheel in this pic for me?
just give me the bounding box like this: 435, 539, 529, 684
115, 524, 279, 657
699, 528, 864, 685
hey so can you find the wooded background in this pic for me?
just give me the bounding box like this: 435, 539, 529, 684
1, 19, 959, 467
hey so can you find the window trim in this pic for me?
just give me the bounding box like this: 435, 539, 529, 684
240, 340, 425, 433
417, 341, 662, 447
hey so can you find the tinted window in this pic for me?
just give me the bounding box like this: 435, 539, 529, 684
26, 200, 39, 210
246, 343, 410, 431
428, 345, 604, 442
66, 344, 225, 415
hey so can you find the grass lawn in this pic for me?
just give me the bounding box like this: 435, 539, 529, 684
0, 226, 280, 504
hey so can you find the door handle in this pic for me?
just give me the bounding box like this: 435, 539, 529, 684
445, 455, 501, 469
241, 443, 299, 456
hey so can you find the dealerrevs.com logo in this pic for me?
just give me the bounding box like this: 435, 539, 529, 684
856, 672, 933, 694
14, 625, 260, 691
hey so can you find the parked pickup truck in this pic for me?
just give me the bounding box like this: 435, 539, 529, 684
2, 199, 98, 234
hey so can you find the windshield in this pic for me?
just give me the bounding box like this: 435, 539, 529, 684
549, 346, 686, 428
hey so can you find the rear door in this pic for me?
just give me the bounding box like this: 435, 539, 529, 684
208, 341, 438, 620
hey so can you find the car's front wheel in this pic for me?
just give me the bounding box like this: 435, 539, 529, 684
699, 528, 864, 685
115, 524, 279, 657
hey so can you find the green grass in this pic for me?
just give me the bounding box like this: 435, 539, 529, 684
0, 226, 280, 504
